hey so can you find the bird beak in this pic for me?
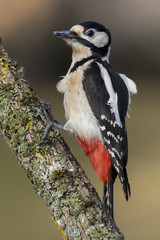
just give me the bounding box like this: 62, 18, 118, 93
53, 30, 78, 39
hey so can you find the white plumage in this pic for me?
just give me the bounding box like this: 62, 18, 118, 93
57, 61, 102, 141
97, 62, 123, 128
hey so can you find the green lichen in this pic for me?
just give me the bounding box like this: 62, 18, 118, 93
2, 82, 13, 90
67, 184, 77, 192
88, 225, 121, 240
80, 196, 95, 211
48, 131, 55, 138
18, 90, 40, 106
21, 117, 30, 127
51, 199, 63, 220
74, 178, 80, 185
86, 207, 102, 223
43, 190, 53, 205
69, 200, 82, 217
50, 170, 64, 181
65, 194, 96, 218
82, 176, 90, 184
88, 226, 108, 239
54, 184, 68, 199
67, 227, 82, 240
30, 168, 44, 195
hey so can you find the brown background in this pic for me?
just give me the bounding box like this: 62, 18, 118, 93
0, 0, 160, 239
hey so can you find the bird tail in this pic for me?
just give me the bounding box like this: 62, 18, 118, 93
103, 168, 130, 219
120, 168, 131, 201
103, 180, 114, 218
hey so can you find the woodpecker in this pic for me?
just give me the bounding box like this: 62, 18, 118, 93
42, 21, 137, 218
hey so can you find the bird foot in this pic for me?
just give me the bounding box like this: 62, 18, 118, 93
34, 99, 64, 142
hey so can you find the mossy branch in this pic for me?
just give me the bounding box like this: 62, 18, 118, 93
0, 44, 124, 240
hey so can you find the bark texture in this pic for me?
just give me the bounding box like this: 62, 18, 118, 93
0, 44, 124, 240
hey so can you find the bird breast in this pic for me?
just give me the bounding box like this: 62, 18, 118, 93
57, 62, 102, 141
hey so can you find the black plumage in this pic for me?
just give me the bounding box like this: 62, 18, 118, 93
82, 60, 131, 201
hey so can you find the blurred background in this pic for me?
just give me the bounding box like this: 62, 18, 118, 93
0, 0, 160, 239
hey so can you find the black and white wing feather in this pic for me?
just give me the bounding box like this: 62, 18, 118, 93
83, 60, 130, 199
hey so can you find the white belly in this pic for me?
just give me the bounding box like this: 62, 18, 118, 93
64, 89, 102, 140
63, 76, 102, 140
57, 61, 102, 141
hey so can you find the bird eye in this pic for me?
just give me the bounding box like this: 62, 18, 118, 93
86, 29, 95, 37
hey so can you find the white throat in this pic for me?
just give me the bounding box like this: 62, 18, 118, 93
72, 43, 92, 62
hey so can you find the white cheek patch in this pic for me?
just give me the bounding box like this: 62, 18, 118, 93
83, 31, 109, 48
93, 32, 109, 48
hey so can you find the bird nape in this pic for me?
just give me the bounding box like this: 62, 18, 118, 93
40, 21, 137, 219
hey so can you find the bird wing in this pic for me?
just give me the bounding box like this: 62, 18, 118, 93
83, 60, 130, 199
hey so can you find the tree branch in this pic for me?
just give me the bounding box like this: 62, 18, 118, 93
0, 44, 124, 240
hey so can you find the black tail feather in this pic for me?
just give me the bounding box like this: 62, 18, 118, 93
103, 167, 130, 219
103, 180, 114, 218
121, 168, 131, 201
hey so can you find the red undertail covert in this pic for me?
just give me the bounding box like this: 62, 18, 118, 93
77, 136, 112, 184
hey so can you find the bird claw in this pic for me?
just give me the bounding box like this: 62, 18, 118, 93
33, 99, 63, 142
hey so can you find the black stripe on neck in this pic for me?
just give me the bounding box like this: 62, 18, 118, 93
70, 56, 95, 73
69, 54, 108, 73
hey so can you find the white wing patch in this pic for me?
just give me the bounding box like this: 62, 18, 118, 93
119, 73, 137, 117
98, 63, 122, 128
119, 73, 137, 95
119, 73, 137, 104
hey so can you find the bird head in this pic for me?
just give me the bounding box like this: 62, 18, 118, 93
53, 21, 111, 58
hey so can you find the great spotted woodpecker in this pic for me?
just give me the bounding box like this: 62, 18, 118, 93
40, 21, 137, 218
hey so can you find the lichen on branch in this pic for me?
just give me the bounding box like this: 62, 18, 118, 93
0, 44, 124, 240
